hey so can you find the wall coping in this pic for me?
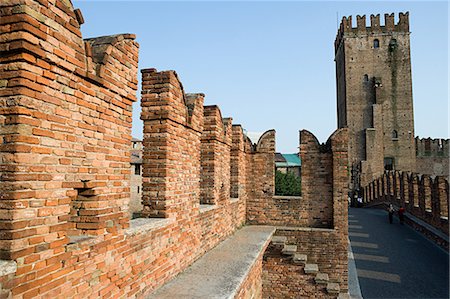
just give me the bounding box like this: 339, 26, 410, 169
273, 195, 302, 200
147, 225, 275, 298
125, 218, 175, 236
230, 197, 240, 203
276, 226, 336, 233
199, 204, 219, 214
0, 260, 17, 277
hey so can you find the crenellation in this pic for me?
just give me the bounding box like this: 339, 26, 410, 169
335, 12, 411, 53
385, 13, 395, 30
363, 170, 449, 236
370, 14, 381, 30
398, 12, 410, 31
356, 15, 366, 31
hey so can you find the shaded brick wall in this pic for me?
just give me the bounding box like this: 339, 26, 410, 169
262, 129, 349, 296
263, 242, 335, 298
300, 130, 334, 228
363, 171, 449, 235
335, 13, 416, 188
245, 130, 276, 224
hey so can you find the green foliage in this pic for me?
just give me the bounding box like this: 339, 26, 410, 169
275, 170, 301, 196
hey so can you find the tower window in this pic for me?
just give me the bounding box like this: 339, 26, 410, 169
134, 164, 141, 175
374, 39, 380, 48
392, 130, 398, 139
384, 157, 395, 171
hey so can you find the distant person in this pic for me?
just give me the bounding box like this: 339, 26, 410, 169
388, 204, 395, 224
398, 206, 405, 225
357, 195, 363, 208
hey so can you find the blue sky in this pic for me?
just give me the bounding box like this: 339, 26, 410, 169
74, 1, 448, 152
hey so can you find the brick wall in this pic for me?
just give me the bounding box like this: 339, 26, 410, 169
0, 1, 271, 297
363, 171, 449, 235
234, 243, 266, 299
336, 13, 416, 188
263, 242, 336, 298
0, 1, 350, 297
200, 106, 232, 205
246, 130, 276, 224
262, 129, 349, 296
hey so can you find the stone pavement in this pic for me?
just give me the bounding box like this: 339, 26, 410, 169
348, 207, 449, 298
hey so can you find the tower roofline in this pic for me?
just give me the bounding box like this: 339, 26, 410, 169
335, 12, 409, 52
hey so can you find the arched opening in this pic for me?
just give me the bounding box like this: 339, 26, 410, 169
374, 39, 380, 48
392, 130, 398, 139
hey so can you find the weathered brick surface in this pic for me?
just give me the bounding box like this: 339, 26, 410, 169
200, 106, 232, 205
0, 1, 350, 297
415, 138, 449, 177
363, 171, 449, 235
263, 243, 334, 299
247, 129, 348, 230
261, 129, 349, 297
335, 13, 416, 187
246, 130, 276, 224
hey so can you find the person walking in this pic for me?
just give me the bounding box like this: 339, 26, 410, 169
398, 206, 405, 225
388, 204, 395, 224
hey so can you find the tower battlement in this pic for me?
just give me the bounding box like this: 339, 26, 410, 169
416, 137, 450, 157
335, 12, 409, 51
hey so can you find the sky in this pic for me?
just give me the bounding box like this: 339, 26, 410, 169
74, 0, 449, 153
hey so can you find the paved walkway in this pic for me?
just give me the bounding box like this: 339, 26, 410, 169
349, 208, 449, 299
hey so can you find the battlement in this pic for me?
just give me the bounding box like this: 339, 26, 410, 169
335, 12, 409, 51
416, 137, 449, 157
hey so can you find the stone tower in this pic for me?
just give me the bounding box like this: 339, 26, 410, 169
335, 12, 416, 189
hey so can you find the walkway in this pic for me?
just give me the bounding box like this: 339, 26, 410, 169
349, 207, 449, 299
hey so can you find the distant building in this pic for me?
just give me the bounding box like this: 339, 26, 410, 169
275, 153, 301, 177
130, 138, 143, 218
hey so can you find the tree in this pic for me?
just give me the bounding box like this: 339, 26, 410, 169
275, 170, 301, 196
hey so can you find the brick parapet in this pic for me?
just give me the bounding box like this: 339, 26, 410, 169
363, 170, 449, 235
416, 137, 449, 157
200, 105, 232, 205
246, 130, 276, 224
231, 125, 247, 199
0, 0, 138, 266
299, 130, 333, 228
140, 69, 204, 218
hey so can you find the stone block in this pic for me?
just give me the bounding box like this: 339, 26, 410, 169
271, 236, 287, 245
314, 272, 329, 284
304, 263, 319, 274
327, 282, 340, 294
281, 244, 297, 255
292, 253, 307, 264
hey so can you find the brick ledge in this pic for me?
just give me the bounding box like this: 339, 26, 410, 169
147, 225, 275, 298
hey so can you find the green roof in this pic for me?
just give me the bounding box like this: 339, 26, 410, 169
275, 153, 301, 167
